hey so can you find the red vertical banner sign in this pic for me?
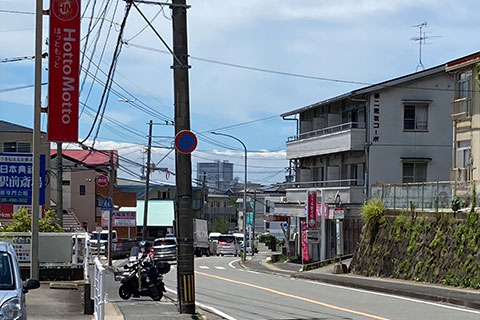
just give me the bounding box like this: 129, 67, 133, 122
307, 191, 317, 229
48, 0, 81, 142
301, 221, 309, 262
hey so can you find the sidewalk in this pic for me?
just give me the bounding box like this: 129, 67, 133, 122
241, 249, 480, 311
105, 260, 225, 320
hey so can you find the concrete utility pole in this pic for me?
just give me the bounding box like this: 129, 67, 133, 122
31, 0, 43, 280
142, 120, 153, 240
108, 151, 114, 267
56, 143, 63, 226
172, 0, 195, 314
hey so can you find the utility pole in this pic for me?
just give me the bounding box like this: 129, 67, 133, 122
172, 0, 194, 314
31, 0, 43, 280
142, 120, 153, 240
252, 189, 256, 257
108, 151, 114, 267
56, 143, 63, 226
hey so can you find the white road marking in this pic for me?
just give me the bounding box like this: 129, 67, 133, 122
246, 270, 260, 275
303, 280, 480, 315
228, 259, 239, 269
165, 287, 238, 320
199, 266, 209, 269
215, 266, 226, 270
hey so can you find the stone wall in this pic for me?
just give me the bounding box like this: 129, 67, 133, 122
350, 210, 480, 289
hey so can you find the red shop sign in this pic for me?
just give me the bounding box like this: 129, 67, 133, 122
48, 0, 81, 142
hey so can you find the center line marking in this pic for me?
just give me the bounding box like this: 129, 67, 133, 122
195, 271, 390, 320
199, 266, 209, 269
215, 266, 226, 270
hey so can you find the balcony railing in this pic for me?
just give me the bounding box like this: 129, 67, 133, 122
286, 179, 364, 189
287, 122, 366, 142
451, 98, 471, 119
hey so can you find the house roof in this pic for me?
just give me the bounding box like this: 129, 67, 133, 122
0, 121, 33, 133
51, 149, 118, 166
446, 51, 480, 72
280, 64, 445, 117
120, 200, 174, 227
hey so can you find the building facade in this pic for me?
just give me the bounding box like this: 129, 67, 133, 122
446, 52, 480, 183
197, 161, 235, 193
277, 64, 455, 260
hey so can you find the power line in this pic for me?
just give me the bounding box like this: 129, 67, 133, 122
0, 9, 34, 15
0, 83, 47, 93
81, 0, 131, 144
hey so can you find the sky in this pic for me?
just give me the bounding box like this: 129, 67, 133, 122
1, 0, 480, 186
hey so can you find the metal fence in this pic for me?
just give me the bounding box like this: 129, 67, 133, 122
371, 181, 475, 211
287, 122, 366, 142
93, 258, 105, 320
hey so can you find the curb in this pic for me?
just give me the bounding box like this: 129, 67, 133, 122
291, 272, 480, 311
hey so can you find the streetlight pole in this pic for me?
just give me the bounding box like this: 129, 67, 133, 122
211, 132, 247, 262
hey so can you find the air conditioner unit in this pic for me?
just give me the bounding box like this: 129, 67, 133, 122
280, 196, 287, 203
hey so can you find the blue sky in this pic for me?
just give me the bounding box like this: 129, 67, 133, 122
1, 0, 480, 185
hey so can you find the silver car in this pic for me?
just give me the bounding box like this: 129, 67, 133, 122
216, 235, 238, 256
0, 242, 39, 319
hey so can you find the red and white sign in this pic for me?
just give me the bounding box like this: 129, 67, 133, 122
301, 221, 309, 262
307, 191, 316, 229
113, 211, 136, 227
96, 174, 109, 188
48, 0, 81, 142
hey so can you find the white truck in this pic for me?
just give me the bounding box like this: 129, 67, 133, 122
193, 219, 210, 257
89, 230, 117, 256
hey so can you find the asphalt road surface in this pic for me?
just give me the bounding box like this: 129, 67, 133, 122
162, 256, 480, 320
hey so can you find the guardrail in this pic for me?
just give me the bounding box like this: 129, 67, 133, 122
93, 258, 105, 320
287, 122, 365, 142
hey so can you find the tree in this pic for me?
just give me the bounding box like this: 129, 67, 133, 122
1, 208, 63, 232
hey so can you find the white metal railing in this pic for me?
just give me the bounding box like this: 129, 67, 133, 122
371, 181, 474, 211
93, 258, 105, 320
451, 97, 471, 119
287, 179, 364, 189
287, 122, 366, 142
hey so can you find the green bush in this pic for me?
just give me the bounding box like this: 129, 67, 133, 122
258, 233, 275, 243
1, 208, 63, 232
361, 199, 386, 243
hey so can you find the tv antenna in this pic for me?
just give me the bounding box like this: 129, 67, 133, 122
410, 22, 440, 72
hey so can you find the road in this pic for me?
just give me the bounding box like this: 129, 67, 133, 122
162, 256, 480, 320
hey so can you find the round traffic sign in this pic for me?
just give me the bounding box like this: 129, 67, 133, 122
281, 221, 288, 229
174, 130, 198, 154
96, 174, 109, 187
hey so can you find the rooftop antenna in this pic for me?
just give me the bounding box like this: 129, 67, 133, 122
410, 22, 440, 72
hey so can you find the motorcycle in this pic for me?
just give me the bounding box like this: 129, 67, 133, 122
117, 260, 171, 301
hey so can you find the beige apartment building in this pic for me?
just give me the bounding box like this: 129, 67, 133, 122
447, 52, 480, 183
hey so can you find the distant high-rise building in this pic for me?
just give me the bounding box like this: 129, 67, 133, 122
197, 161, 235, 193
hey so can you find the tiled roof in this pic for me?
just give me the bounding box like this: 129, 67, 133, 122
51, 149, 118, 166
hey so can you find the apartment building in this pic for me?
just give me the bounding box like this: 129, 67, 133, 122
446, 52, 480, 183
197, 160, 236, 193
277, 65, 454, 259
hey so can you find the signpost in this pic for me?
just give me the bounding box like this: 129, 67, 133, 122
174, 130, 198, 154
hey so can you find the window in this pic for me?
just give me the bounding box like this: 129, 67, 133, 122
0, 252, 14, 289
2, 142, 30, 153
457, 71, 472, 100
80, 185, 86, 196
402, 162, 427, 183
456, 140, 471, 168
62, 180, 70, 186
404, 104, 428, 131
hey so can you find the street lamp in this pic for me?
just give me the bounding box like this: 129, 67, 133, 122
211, 132, 248, 262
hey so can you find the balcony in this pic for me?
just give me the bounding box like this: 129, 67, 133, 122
450, 167, 471, 182
451, 98, 471, 120
286, 122, 366, 159
285, 179, 365, 204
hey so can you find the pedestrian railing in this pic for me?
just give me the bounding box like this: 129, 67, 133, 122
93, 258, 105, 320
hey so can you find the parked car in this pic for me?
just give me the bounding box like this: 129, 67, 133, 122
0, 242, 40, 319
216, 235, 238, 256
153, 237, 177, 262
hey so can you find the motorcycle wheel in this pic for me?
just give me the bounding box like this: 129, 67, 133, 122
118, 284, 132, 300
